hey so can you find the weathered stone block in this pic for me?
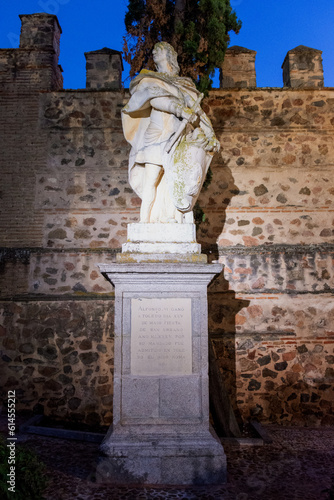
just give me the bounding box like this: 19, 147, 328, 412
160, 377, 201, 419
121, 377, 159, 419
220, 46, 257, 88
282, 46, 324, 88
85, 48, 123, 90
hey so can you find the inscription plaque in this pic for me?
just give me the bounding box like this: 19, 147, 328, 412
131, 298, 192, 376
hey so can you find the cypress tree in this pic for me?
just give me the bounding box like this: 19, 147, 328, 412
123, 0, 241, 92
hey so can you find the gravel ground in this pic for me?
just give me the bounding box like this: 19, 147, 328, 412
1, 417, 334, 500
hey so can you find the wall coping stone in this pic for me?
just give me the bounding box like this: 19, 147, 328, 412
19, 13, 62, 34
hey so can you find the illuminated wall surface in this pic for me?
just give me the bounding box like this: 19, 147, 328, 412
0, 14, 333, 426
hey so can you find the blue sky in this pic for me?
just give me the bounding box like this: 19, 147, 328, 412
1, 0, 333, 89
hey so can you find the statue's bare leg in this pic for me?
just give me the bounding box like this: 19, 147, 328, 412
140, 163, 162, 223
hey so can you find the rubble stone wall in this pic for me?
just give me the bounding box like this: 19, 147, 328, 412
204, 89, 334, 425
0, 299, 114, 426
0, 15, 333, 426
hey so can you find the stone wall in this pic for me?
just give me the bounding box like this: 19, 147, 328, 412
0, 299, 114, 426
0, 14, 333, 427
203, 88, 334, 426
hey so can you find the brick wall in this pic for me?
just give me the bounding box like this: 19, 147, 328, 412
0, 14, 333, 427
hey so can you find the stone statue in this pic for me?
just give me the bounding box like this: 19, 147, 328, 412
122, 42, 219, 224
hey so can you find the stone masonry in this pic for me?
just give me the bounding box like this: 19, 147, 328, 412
0, 14, 333, 427
220, 46, 257, 88
282, 45, 324, 89
85, 48, 123, 90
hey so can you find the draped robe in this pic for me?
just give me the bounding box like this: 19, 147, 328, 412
122, 70, 216, 222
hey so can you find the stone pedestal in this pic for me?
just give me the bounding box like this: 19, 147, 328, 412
96, 261, 226, 485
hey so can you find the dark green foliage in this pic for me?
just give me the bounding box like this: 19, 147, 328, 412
193, 201, 206, 226
193, 167, 212, 226
202, 166, 213, 190
123, 0, 241, 93
0, 436, 48, 499
124, 0, 145, 27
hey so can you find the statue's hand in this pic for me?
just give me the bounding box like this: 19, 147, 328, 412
184, 94, 194, 108
180, 107, 198, 123
204, 135, 220, 153
192, 126, 220, 153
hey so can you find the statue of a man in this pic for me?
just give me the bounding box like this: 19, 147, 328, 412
122, 42, 219, 224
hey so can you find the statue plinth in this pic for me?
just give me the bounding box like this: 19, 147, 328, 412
117, 223, 207, 263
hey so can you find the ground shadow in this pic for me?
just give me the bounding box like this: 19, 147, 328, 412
208, 284, 250, 436
196, 154, 251, 435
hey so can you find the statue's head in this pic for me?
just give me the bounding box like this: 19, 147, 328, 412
153, 42, 180, 76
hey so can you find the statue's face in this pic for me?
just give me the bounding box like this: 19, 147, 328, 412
153, 43, 179, 75
153, 46, 169, 73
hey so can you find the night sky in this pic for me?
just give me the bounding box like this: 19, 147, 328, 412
1, 0, 333, 89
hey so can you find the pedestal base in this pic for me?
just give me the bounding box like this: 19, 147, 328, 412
97, 262, 226, 485
96, 431, 226, 485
